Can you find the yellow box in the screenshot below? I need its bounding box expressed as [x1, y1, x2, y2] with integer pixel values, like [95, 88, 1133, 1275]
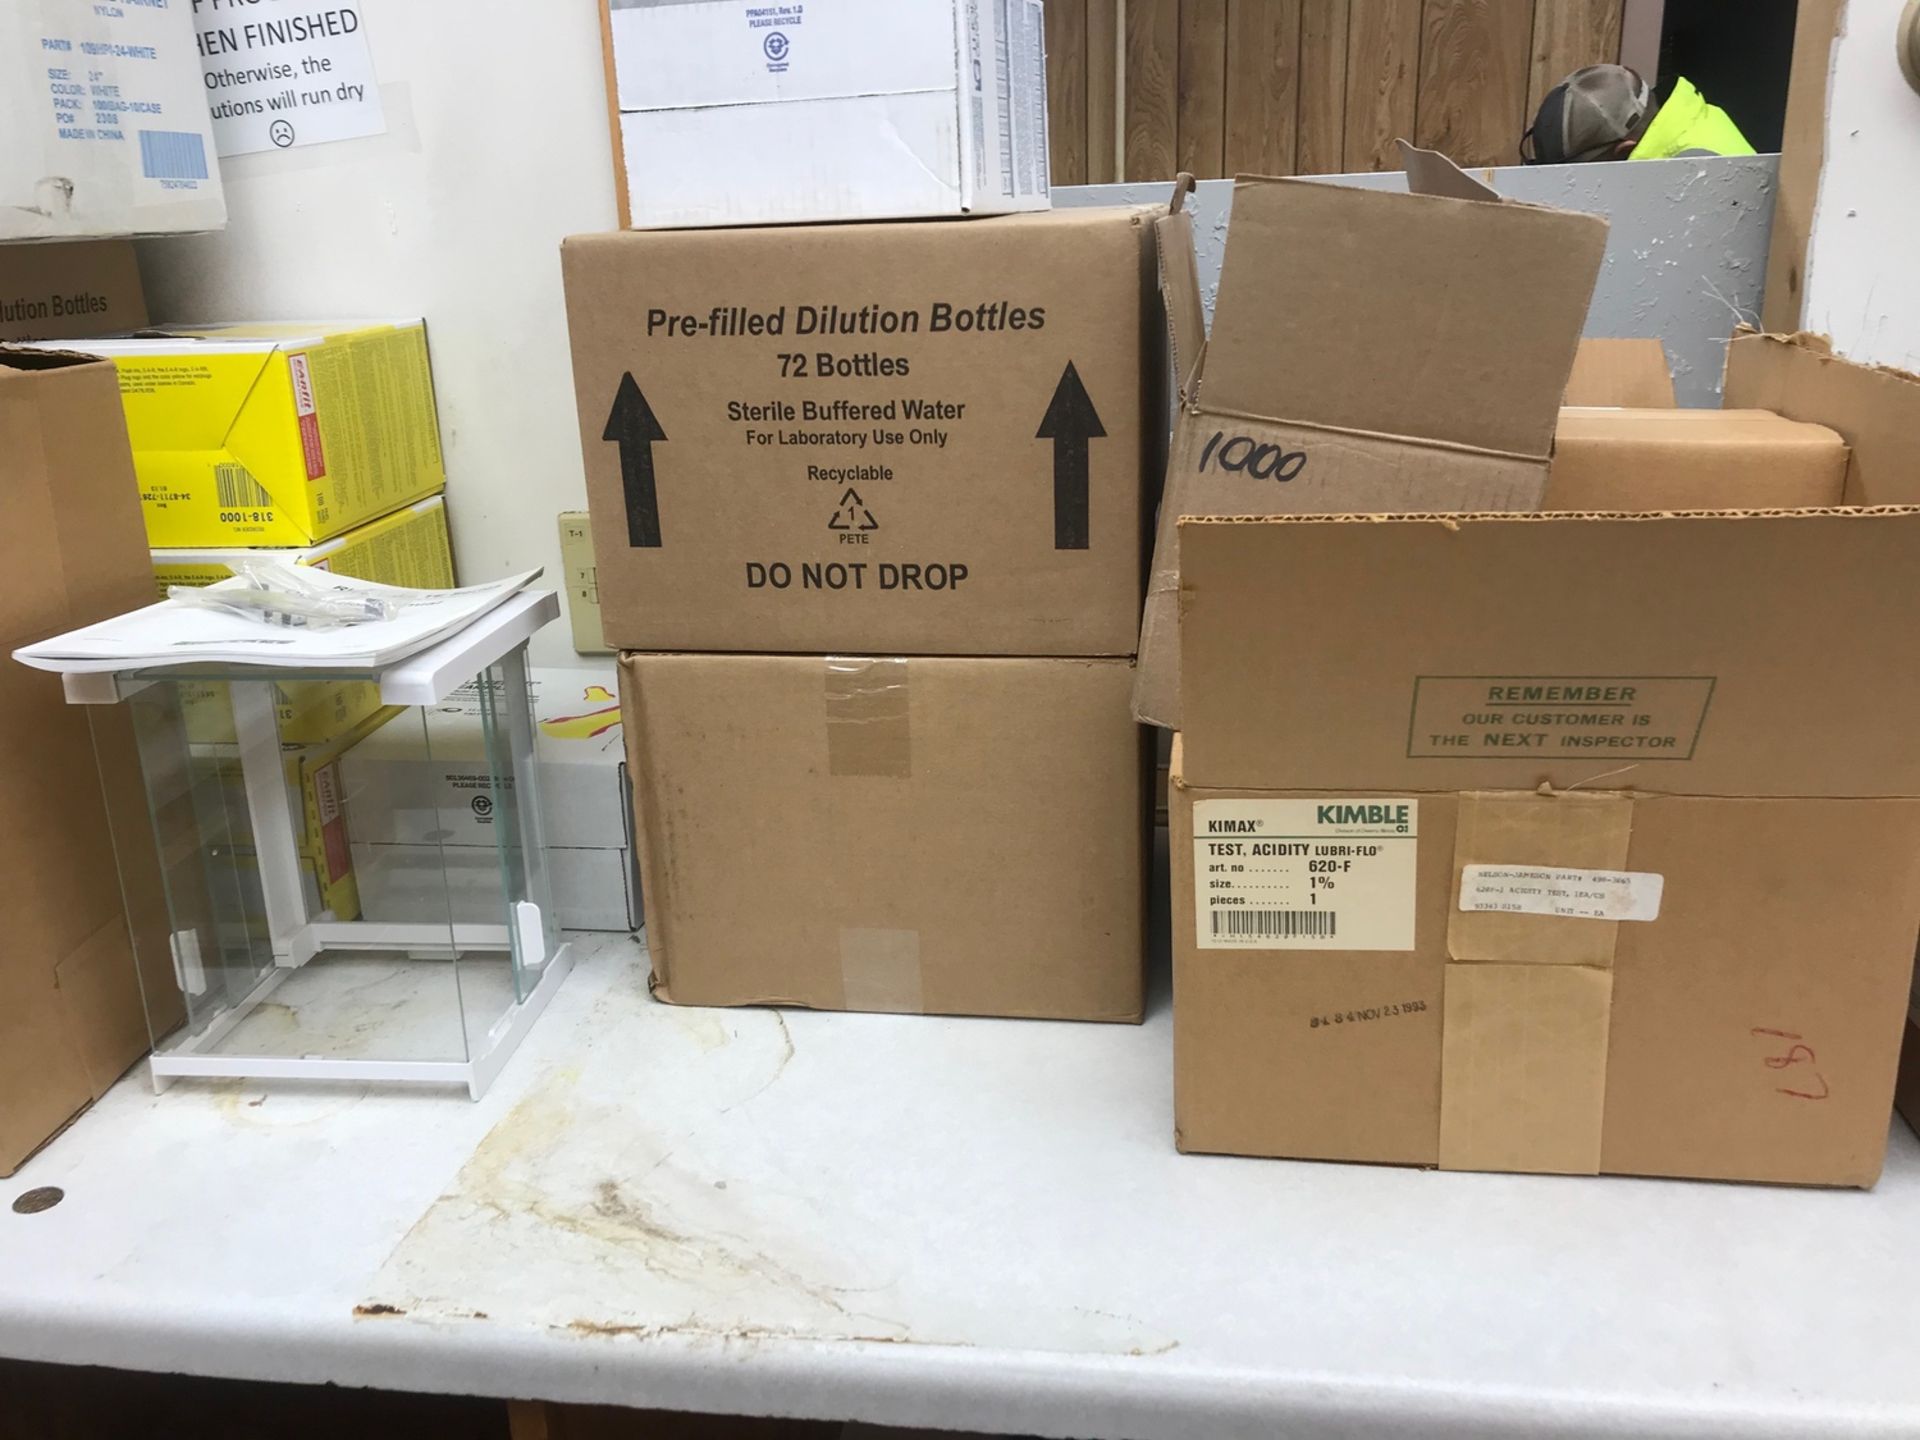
[284, 707, 406, 922]
[58, 320, 445, 547]
[158, 495, 455, 744]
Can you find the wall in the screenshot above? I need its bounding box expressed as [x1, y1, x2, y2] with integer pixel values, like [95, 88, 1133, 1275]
[1801, 0, 1920, 368]
[1060, 154, 1778, 406]
[1045, 0, 1626, 182]
[140, 2, 617, 669]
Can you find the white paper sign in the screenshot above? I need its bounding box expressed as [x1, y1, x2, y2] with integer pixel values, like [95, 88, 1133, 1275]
[194, 1, 385, 157]
[1459, 865, 1664, 922]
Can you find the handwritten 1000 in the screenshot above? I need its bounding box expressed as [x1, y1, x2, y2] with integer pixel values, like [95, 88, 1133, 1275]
[1198, 431, 1308, 482]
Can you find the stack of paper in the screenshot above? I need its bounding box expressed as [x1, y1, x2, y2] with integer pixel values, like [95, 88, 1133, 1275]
[15, 569, 542, 676]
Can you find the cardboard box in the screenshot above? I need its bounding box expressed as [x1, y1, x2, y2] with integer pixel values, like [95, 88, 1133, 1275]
[563, 207, 1161, 654]
[1545, 409, 1848, 511]
[1722, 331, 1920, 506]
[1177, 510, 1920, 799]
[1171, 749, 1920, 1184]
[1134, 148, 1607, 729]
[151, 493, 454, 593]
[0, 347, 180, 1175]
[155, 495, 455, 745]
[26, 320, 445, 547]
[0, 241, 146, 342]
[623, 653, 1147, 1019]
[557, 511, 609, 655]
[602, 0, 1049, 228]
[1171, 504, 1920, 1186]
[342, 668, 641, 933]
[1, 1, 224, 240]
[1564, 338, 1676, 407]
[272, 706, 403, 924]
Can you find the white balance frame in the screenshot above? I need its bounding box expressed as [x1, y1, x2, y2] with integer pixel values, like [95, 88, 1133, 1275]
[62, 590, 574, 1100]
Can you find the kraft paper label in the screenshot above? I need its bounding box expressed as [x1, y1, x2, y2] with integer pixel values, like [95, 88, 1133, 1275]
[1459, 864, 1664, 922]
[1193, 799, 1418, 951]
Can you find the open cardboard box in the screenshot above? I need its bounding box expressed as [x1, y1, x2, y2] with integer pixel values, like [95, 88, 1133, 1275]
[1170, 336, 1920, 1186]
[1136, 145, 1607, 729]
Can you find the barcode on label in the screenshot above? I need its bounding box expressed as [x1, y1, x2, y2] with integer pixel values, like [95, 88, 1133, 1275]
[215, 465, 273, 509]
[1210, 909, 1337, 940]
[138, 130, 209, 181]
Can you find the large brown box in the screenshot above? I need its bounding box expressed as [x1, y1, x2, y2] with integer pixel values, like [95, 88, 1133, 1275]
[0, 241, 146, 343]
[564, 208, 1161, 655]
[1172, 753, 1920, 1185]
[622, 652, 1147, 1021]
[1133, 148, 1607, 729]
[1171, 501, 1920, 1186]
[1545, 408, 1848, 511]
[0, 349, 176, 1176]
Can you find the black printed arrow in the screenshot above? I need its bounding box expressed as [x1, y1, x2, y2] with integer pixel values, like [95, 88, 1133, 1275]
[604, 372, 666, 548]
[1036, 361, 1105, 550]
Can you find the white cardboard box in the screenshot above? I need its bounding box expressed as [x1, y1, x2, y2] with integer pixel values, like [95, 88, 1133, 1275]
[341, 667, 641, 933]
[605, 0, 1050, 228]
[2, 0, 225, 240]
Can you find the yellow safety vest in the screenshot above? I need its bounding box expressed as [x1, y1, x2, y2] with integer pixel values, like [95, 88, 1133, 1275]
[1630, 77, 1756, 160]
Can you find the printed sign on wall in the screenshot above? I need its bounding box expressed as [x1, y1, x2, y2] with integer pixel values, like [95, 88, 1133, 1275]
[193, 0, 386, 156]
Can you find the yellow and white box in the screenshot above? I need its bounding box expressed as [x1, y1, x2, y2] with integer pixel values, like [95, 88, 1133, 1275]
[27, 320, 445, 546]
[159, 495, 455, 744]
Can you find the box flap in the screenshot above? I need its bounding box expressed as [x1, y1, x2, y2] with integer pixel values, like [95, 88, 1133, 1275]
[1198, 174, 1607, 460]
[1564, 338, 1677, 407]
[1178, 509, 1920, 798]
[1397, 141, 1501, 202]
[1723, 332, 1920, 505]
[1157, 207, 1208, 404]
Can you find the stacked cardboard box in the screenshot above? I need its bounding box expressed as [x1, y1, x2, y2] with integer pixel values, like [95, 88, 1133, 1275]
[0, 347, 178, 1175]
[599, 0, 1049, 229]
[1148, 155, 1920, 1186]
[3, 1, 225, 241]
[563, 204, 1162, 1019]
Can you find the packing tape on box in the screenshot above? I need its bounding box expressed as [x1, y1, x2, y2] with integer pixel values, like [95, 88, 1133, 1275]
[838, 926, 925, 1015]
[823, 657, 923, 1011]
[1437, 790, 1639, 1175]
[824, 656, 912, 779]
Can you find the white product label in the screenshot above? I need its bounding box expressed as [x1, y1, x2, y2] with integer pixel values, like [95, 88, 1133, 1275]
[195, 1, 386, 157]
[1459, 865, 1664, 922]
[1192, 799, 1418, 951]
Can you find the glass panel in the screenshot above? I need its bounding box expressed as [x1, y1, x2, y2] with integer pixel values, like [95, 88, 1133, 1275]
[111, 680, 279, 1050]
[89, 659, 561, 1085]
[477, 645, 558, 1005]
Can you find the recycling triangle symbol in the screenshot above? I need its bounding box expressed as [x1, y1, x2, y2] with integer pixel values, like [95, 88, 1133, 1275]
[828, 487, 878, 532]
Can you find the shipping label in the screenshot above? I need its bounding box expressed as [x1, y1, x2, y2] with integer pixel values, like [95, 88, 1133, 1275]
[1192, 799, 1418, 951]
[1459, 865, 1664, 922]
[1408, 676, 1715, 760]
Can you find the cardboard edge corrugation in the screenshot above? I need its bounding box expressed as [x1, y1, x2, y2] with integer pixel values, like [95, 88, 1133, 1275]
[616, 654, 675, 1001]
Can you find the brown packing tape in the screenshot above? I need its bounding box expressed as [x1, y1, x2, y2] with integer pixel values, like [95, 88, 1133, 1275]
[1438, 791, 1634, 1176]
[1448, 791, 1633, 967]
[823, 658, 923, 1012]
[1439, 964, 1614, 1174]
[839, 927, 925, 1014]
[824, 657, 912, 779]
